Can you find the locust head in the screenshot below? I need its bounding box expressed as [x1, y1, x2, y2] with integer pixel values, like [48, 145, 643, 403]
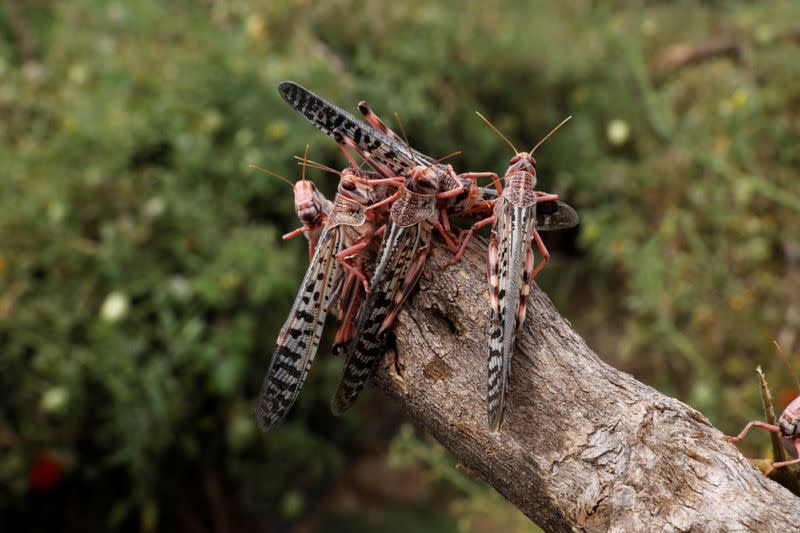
[779, 396, 800, 438]
[474, 112, 571, 193]
[338, 167, 379, 206]
[406, 163, 447, 195]
[505, 152, 538, 189]
[293, 180, 328, 226]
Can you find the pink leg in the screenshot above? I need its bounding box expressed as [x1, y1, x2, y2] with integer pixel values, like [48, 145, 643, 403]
[442, 215, 496, 268]
[338, 143, 361, 169]
[373, 224, 387, 239]
[378, 244, 432, 335]
[438, 210, 460, 249]
[487, 233, 500, 321]
[440, 209, 452, 235]
[308, 242, 314, 261]
[366, 189, 402, 213]
[358, 101, 401, 140]
[436, 180, 466, 200]
[433, 218, 458, 253]
[765, 438, 800, 475]
[461, 172, 502, 194]
[332, 274, 363, 355]
[724, 420, 780, 442]
[528, 228, 550, 280]
[282, 226, 306, 240]
[336, 237, 372, 292]
[336, 132, 396, 180]
[516, 247, 535, 332]
[359, 177, 405, 187]
[535, 192, 559, 202]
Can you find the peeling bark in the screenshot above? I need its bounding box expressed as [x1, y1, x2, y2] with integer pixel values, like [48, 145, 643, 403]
[371, 239, 800, 532]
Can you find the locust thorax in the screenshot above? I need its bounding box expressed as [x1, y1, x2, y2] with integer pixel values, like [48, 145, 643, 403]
[503, 152, 538, 207]
[294, 180, 330, 225]
[779, 396, 800, 438]
[406, 164, 447, 195]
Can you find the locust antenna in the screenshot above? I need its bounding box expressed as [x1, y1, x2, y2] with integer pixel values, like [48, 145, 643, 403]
[475, 111, 518, 154]
[301, 144, 310, 183]
[425, 150, 462, 172]
[250, 164, 294, 188]
[394, 112, 419, 165]
[435, 150, 462, 164]
[774, 340, 800, 392]
[293, 156, 342, 177]
[530, 115, 572, 154]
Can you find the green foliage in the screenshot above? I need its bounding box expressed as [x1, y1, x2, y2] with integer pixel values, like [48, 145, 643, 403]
[2, 0, 800, 529]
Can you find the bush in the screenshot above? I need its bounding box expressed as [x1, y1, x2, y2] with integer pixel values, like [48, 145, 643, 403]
[2, 1, 799, 530]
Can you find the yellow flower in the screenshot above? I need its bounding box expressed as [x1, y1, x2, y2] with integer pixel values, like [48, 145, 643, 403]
[245, 14, 266, 41]
[100, 292, 129, 323]
[607, 119, 630, 146]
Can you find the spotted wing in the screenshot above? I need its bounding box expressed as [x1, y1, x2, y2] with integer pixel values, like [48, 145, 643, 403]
[487, 200, 537, 430]
[535, 200, 579, 231]
[255, 227, 345, 431]
[330, 221, 426, 415]
[278, 81, 435, 175]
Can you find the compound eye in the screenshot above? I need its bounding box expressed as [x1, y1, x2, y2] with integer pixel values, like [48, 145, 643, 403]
[342, 180, 356, 191]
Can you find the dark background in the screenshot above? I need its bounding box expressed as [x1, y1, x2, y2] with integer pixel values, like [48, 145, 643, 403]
[2, 1, 800, 531]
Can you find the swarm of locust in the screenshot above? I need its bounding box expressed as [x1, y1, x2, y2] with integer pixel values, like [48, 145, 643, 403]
[255, 82, 579, 432]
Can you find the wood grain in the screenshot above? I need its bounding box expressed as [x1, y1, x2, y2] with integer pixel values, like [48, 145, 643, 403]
[370, 239, 800, 531]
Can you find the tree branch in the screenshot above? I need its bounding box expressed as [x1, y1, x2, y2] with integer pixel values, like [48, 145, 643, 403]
[372, 239, 800, 531]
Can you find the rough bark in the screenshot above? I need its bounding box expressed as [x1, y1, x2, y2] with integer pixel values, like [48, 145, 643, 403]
[371, 239, 800, 532]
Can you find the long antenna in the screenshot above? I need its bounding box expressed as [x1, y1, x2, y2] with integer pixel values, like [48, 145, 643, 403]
[436, 150, 462, 164]
[249, 164, 294, 188]
[425, 150, 462, 172]
[530, 115, 572, 154]
[774, 340, 800, 392]
[475, 111, 518, 154]
[394, 112, 419, 165]
[293, 156, 342, 177]
[301, 144, 310, 183]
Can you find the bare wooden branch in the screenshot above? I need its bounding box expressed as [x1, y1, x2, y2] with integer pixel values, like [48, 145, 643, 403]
[371, 239, 800, 531]
[654, 38, 741, 73]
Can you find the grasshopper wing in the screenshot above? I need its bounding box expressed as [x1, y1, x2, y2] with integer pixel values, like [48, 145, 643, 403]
[278, 81, 434, 175]
[535, 200, 579, 231]
[255, 228, 345, 431]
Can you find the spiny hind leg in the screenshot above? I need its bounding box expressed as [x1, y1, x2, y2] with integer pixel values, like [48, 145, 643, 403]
[529, 228, 550, 280]
[515, 247, 536, 333]
[335, 235, 372, 293]
[724, 420, 780, 443]
[442, 214, 495, 269]
[765, 439, 800, 476]
[358, 101, 402, 141]
[487, 233, 500, 322]
[378, 244, 432, 335]
[332, 276, 364, 355]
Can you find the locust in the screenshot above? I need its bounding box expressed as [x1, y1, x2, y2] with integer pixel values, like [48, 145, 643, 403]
[726, 395, 800, 475]
[279, 81, 505, 412]
[255, 164, 387, 431]
[252, 152, 372, 355]
[251, 147, 333, 259]
[277, 82, 577, 419]
[447, 113, 579, 430]
[277, 81, 502, 239]
[725, 347, 800, 475]
[331, 162, 458, 415]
